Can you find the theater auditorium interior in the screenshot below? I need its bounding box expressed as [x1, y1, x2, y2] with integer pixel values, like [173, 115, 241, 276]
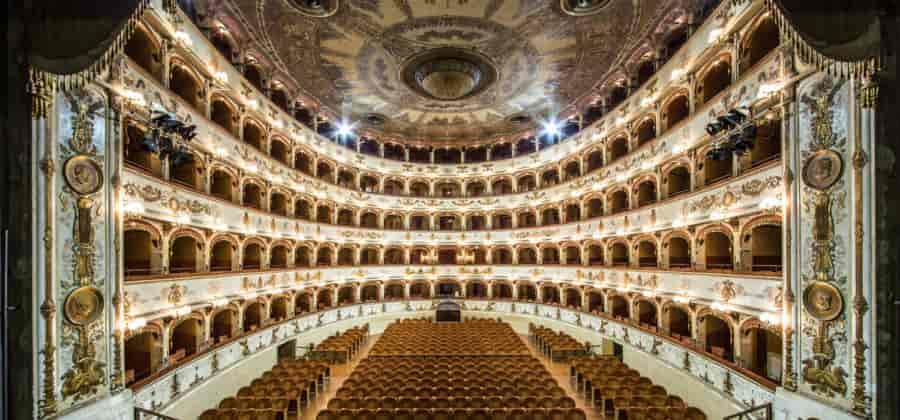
[3, 0, 898, 419]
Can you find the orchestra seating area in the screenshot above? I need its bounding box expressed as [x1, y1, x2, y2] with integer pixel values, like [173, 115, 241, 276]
[318, 319, 588, 419]
[310, 324, 369, 363]
[570, 356, 706, 420]
[530, 324, 588, 362]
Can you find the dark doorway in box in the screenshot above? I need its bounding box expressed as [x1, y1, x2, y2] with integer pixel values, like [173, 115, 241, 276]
[436, 301, 461, 322]
[277, 339, 296, 361]
[613, 342, 624, 361]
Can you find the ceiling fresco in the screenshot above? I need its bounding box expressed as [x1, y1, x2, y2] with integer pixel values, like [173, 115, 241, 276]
[219, 0, 683, 144]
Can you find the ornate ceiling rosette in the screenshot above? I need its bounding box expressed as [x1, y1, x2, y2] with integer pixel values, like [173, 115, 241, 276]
[218, 0, 683, 144]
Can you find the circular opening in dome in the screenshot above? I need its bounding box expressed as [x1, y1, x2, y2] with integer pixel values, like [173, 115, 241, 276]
[401, 48, 498, 102]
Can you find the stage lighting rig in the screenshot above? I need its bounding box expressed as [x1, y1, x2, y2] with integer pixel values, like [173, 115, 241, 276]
[704, 108, 756, 161]
[142, 109, 198, 167]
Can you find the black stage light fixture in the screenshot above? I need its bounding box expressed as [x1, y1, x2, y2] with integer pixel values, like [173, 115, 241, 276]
[705, 108, 756, 161]
[142, 109, 198, 167]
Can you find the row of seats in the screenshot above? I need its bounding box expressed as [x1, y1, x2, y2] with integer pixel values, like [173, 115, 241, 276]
[529, 324, 587, 362]
[310, 324, 369, 363]
[328, 396, 577, 410]
[317, 408, 587, 420]
[369, 319, 529, 356]
[569, 355, 707, 420]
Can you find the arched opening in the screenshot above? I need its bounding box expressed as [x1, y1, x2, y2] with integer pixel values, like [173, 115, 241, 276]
[170, 236, 199, 274]
[541, 285, 560, 304]
[123, 123, 163, 176]
[541, 169, 560, 187]
[270, 139, 289, 165]
[295, 293, 311, 314]
[564, 246, 581, 265]
[410, 282, 430, 299]
[269, 192, 288, 216]
[491, 143, 512, 160]
[637, 241, 658, 267]
[608, 137, 629, 162]
[336, 208, 354, 226]
[169, 65, 201, 111]
[384, 248, 403, 265]
[665, 305, 692, 340]
[409, 182, 430, 197]
[410, 249, 427, 265]
[437, 248, 457, 264]
[517, 174, 537, 193]
[492, 213, 513, 229]
[210, 99, 236, 135]
[124, 26, 162, 81]
[312, 288, 332, 310]
[336, 169, 354, 189]
[360, 247, 379, 265]
[437, 215, 460, 231]
[517, 211, 537, 228]
[242, 243, 263, 270]
[518, 248, 537, 265]
[242, 121, 264, 150]
[385, 283, 405, 300]
[742, 17, 780, 70]
[384, 214, 404, 230]
[664, 95, 690, 130]
[316, 247, 333, 266]
[586, 198, 603, 218]
[360, 175, 378, 193]
[210, 30, 235, 61]
[541, 247, 560, 264]
[704, 231, 733, 270]
[316, 205, 333, 224]
[169, 153, 202, 191]
[270, 87, 290, 112]
[243, 302, 264, 332]
[269, 296, 288, 321]
[664, 26, 689, 57]
[294, 152, 313, 175]
[385, 144, 407, 161]
[316, 162, 334, 183]
[211, 309, 236, 344]
[588, 292, 604, 313]
[434, 148, 462, 164]
[609, 295, 630, 320]
[665, 166, 691, 198]
[635, 180, 657, 207]
[586, 150, 604, 173]
[358, 138, 379, 156]
[294, 246, 311, 268]
[210, 240, 234, 272]
[337, 286, 355, 305]
[699, 60, 732, 104]
[469, 215, 487, 231]
[466, 281, 488, 299]
[610, 242, 629, 267]
[360, 212, 378, 228]
[124, 229, 159, 277]
[750, 225, 783, 272]
[436, 281, 461, 297]
[337, 247, 354, 266]
[210, 169, 235, 201]
[383, 179, 404, 195]
[541, 208, 560, 225]
[242, 183, 263, 209]
[270, 245, 288, 269]
[742, 326, 783, 382]
[636, 59, 656, 86]
[294, 199, 311, 220]
[587, 245, 604, 265]
[170, 317, 202, 360]
[436, 181, 462, 198]
[702, 314, 734, 362]
[667, 237, 692, 269]
[492, 248, 513, 264]
[609, 190, 629, 214]
[636, 119, 656, 146]
[751, 118, 782, 167]
[466, 181, 486, 197]
[703, 151, 733, 186]
[124, 331, 162, 384]
[361, 284, 379, 302]
[518, 283, 537, 301]
[243, 64, 264, 92]
[563, 161, 581, 180]
[492, 283, 513, 299]
[564, 288, 581, 309]
[636, 300, 658, 329]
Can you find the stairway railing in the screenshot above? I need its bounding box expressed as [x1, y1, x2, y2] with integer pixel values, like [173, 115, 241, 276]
[723, 403, 772, 420]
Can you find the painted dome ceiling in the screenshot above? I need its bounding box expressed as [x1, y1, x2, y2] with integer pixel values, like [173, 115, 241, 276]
[218, 0, 685, 144]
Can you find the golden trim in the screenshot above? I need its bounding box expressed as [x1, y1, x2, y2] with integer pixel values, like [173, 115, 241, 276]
[850, 92, 871, 416]
[38, 140, 58, 416]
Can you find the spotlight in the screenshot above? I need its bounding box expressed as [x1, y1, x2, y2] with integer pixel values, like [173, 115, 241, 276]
[334, 120, 356, 140]
[541, 120, 561, 138]
[705, 108, 756, 161]
[142, 109, 198, 168]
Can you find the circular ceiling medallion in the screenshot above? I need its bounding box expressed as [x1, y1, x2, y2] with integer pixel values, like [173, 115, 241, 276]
[64, 286, 105, 326]
[401, 48, 498, 102]
[560, 0, 612, 16]
[290, 0, 338, 17]
[802, 281, 844, 321]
